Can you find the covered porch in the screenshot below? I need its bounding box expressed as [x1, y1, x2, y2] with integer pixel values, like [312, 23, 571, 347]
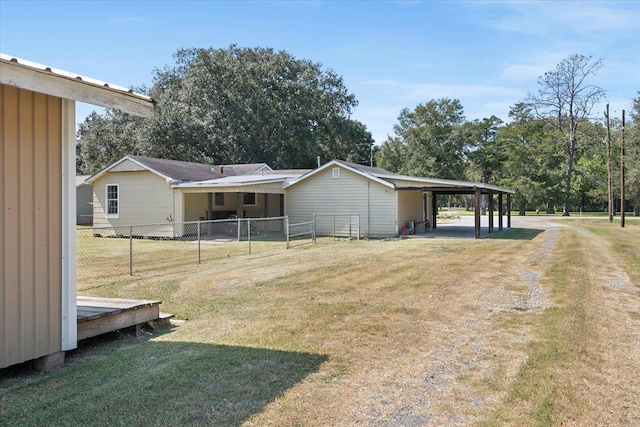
[176, 176, 291, 222]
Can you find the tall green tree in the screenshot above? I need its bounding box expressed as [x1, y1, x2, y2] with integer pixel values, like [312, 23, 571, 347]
[526, 54, 606, 215]
[570, 120, 608, 212]
[626, 93, 640, 215]
[76, 110, 151, 174]
[493, 103, 564, 214]
[462, 115, 504, 183]
[376, 98, 466, 179]
[77, 45, 373, 173]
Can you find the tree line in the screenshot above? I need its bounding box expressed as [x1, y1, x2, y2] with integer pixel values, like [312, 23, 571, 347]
[76, 49, 639, 215]
[375, 55, 639, 215]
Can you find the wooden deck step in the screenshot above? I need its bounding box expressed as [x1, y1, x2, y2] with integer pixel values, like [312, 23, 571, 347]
[77, 296, 164, 340]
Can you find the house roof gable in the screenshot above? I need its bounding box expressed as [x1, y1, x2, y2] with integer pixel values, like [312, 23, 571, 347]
[284, 160, 396, 189]
[87, 155, 226, 184]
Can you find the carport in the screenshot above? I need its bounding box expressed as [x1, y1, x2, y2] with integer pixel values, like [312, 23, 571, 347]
[385, 175, 515, 239]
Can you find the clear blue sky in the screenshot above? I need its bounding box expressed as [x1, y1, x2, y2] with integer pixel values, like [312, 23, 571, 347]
[1, 0, 638, 144]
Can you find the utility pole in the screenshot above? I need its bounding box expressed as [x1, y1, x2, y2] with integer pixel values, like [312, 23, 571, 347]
[604, 104, 613, 223]
[621, 110, 626, 228]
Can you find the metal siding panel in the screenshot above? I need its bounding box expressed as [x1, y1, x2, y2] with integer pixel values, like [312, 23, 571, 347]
[1, 87, 65, 368]
[1, 84, 22, 368]
[19, 88, 36, 360]
[0, 85, 4, 365]
[47, 94, 63, 352]
[33, 91, 51, 356]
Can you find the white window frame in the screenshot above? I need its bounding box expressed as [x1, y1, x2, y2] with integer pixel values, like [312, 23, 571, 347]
[105, 183, 120, 218]
[332, 167, 340, 179]
[243, 192, 257, 206]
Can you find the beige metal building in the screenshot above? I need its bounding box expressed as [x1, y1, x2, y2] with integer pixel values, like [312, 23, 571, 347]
[0, 54, 154, 369]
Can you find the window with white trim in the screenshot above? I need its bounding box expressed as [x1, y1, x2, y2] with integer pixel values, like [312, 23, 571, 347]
[106, 184, 119, 217]
[243, 192, 257, 206]
[332, 167, 340, 179]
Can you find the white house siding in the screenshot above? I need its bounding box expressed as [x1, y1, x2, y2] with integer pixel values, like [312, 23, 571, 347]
[93, 170, 178, 237]
[397, 190, 424, 232]
[286, 166, 397, 238]
[183, 193, 209, 221]
[110, 158, 149, 173]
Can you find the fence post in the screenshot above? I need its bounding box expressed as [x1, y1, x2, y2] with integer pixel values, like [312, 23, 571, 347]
[129, 225, 133, 276]
[333, 215, 336, 241]
[237, 219, 241, 242]
[247, 218, 252, 255]
[313, 213, 317, 244]
[197, 220, 201, 264]
[285, 216, 290, 249]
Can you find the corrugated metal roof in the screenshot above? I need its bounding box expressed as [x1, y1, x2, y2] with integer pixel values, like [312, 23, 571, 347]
[213, 163, 272, 176]
[1, 53, 154, 117]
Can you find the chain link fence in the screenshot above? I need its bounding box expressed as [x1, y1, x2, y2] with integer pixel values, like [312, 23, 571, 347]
[314, 214, 361, 240]
[77, 214, 361, 285]
[77, 217, 288, 283]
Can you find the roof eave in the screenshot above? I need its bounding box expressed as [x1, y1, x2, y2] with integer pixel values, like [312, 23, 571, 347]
[0, 55, 154, 118]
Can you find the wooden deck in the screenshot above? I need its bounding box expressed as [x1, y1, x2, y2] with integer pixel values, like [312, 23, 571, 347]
[77, 296, 168, 340]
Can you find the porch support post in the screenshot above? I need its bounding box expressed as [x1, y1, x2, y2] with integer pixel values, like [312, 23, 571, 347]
[432, 193, 438, 230]
[263, 193, 268, 217]
[488, 191, 494, 234]
[237, 193, 244, 218]
[474, 187, 481, 239]
[507, 194, 512, 228]
[498, 192, 503, 231]
[207, 193, 213, 220]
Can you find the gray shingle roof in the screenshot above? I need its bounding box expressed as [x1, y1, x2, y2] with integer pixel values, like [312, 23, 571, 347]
[335, 160, 398, 177]
[129, 155, 225, 182]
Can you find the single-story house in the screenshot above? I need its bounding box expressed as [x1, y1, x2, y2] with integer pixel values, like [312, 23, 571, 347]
[76, 175, 93, 225]
[87, 155, 309, 238]
[1, 54, 154, 370]
[89, 156, 513, 240]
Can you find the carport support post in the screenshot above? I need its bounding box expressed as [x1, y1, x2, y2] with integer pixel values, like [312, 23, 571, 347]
[432, 193, 438, 230]
[498, 192, 504, 231]
[507, 194, 512, 228]
[488, 191, 494, 234]
[474, 188, 481, 239]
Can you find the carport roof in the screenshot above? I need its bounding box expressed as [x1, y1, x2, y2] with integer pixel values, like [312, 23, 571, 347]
[286, 160, 515, 194]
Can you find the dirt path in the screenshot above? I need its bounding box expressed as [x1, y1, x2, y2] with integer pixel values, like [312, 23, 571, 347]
[248, 217, 640, 425]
